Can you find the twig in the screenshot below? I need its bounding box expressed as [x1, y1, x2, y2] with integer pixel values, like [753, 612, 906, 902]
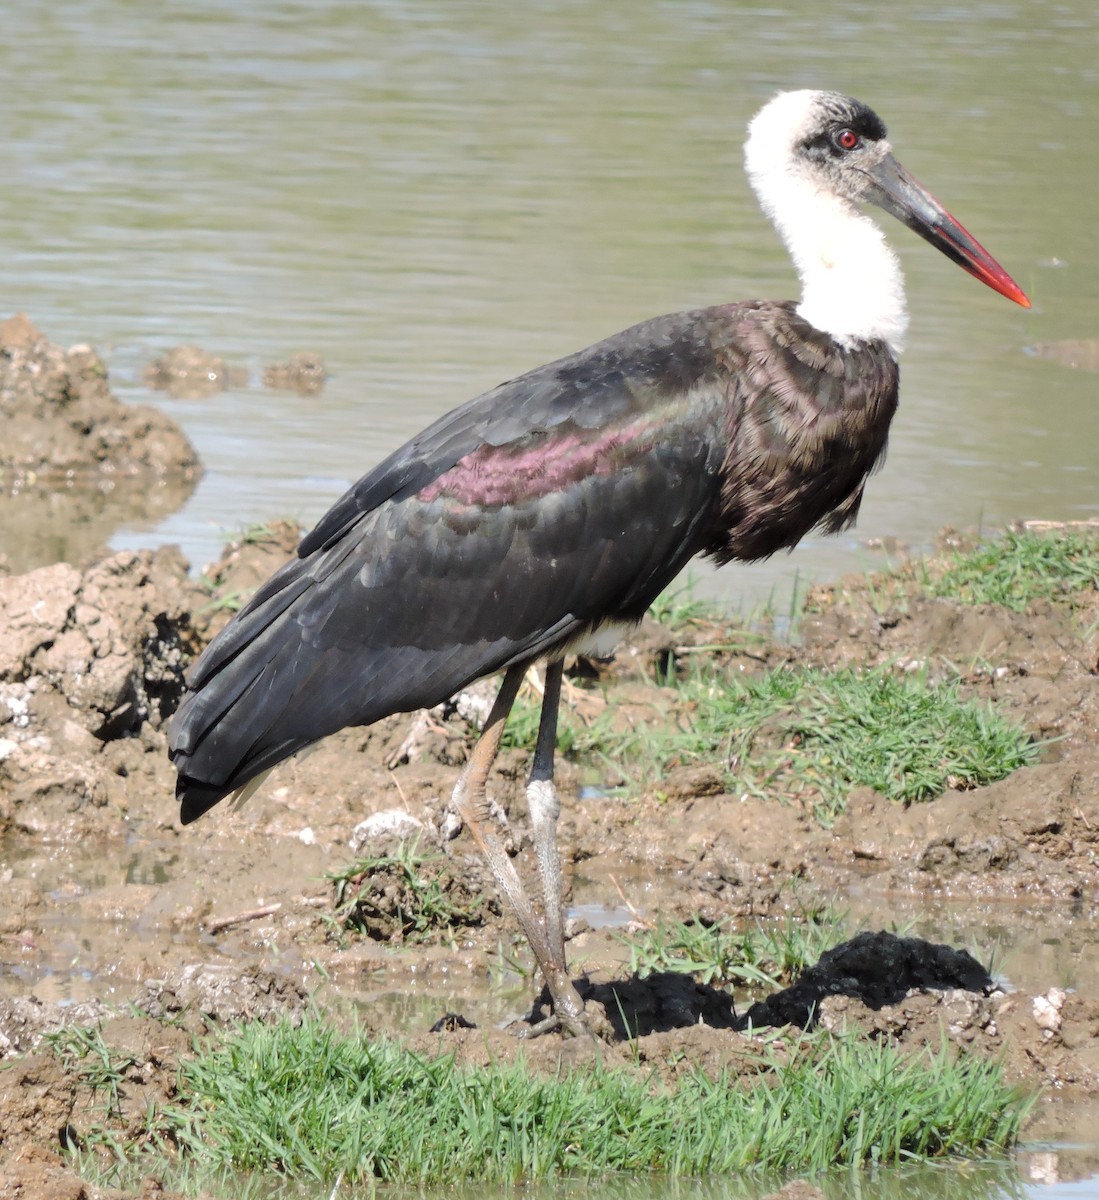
[388, 768, 410, 808]
[204, 903, 282, 934]
[608, 874, 650, 927]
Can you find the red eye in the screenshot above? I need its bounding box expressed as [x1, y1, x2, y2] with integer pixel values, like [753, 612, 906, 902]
[836, 128, 860, 151]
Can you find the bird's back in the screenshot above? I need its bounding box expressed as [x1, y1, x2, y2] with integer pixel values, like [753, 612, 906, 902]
[170, 301, 898, 821]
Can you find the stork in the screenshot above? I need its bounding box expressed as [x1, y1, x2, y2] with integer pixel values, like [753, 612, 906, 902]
[169, 90, 1029, 1037]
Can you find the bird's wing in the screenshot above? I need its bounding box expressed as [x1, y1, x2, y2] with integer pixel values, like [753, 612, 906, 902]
[170, 308, 739, 809]
[297, 312, 717, 557]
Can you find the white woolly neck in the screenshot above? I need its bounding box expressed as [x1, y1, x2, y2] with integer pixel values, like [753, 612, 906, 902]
[744, 92, 908, 356]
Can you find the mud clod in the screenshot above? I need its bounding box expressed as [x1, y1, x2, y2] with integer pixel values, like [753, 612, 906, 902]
[0, 318, 200, 573]
[0, 317, 200, 482]
[143, 345, 247, 399]
[136, 965, 309, 1029]
[0, 547, 203, 837]
[262, 352, 327, 395]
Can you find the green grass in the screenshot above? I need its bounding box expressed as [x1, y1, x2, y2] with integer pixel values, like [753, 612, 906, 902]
[647, 579, 728, 631]
[163, 1016, 1030, 1186]
[501, 609, 1036, 820]
[569, 663, 1036, 822]
[501, 691, 611, 755]
[43, 1025, 136, 1120]
[625, 903, 843, 992]
[678, 665, 1036, 820]
[196, 587, 250, 616]
[503, 536, 1061, 816]
[925, 528, 1099, 612]
[648, 573, 810, 644]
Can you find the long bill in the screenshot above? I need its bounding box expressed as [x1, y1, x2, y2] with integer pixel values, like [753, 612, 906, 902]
[864, 154, 1031, 308]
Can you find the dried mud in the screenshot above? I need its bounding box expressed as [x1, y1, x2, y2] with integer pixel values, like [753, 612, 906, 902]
[0, 409, 1097, 1193]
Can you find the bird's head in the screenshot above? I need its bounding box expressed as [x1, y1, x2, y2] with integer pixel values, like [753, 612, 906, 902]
[744, 89, 1030, 309]
[745, 90, 893, 208]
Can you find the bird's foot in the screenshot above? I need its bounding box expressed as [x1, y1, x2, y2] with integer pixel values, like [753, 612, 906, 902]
[517, 1010, 588, 1039]
[516, 1009, 614, 1041]
[516, 984, 614, 1041]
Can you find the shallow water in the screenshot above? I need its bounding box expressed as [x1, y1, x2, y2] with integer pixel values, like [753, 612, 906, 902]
[228, 1159, 1098, 1200]
[1, 1, 1097, 606]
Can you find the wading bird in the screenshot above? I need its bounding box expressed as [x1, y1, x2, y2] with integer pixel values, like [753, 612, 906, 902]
[169, 90, 1029, 1036]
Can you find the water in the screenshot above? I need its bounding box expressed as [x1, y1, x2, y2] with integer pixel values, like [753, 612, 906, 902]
[1, 1, 1095, 603]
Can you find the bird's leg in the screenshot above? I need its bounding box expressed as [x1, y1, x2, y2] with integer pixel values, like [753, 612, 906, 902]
[526, 657, 567, 970]
[450, 663, 587, 1036]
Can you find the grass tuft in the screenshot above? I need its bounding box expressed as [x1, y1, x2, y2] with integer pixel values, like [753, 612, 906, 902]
[165, 1016, 1030, 1186]
[926, 528, 1099, 612]
[719, 666, 1035, 820]
[327, 842, 488, 943]
[503, 662, 1035, 822]
[43, 1025, 136, 1120]
[625, 903, 843, 992]
[501, 639, 1035, 822]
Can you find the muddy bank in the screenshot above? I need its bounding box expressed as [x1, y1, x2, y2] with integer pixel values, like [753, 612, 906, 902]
[0, 524, 1097, 1193]
[0, 317, 201, 574]
[0, 315, 200, 483]
[0, 317, 330, 576]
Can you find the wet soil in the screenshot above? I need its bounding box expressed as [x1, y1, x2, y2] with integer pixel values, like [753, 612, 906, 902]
[0, 499, 1097, 1193]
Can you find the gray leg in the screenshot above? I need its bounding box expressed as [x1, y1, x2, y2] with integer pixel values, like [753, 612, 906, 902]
[450, 663, 587, 1036]
[526, 657, 567, 970]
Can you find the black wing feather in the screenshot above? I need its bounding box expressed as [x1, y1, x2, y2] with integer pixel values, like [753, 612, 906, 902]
[170, 309, 736, 815]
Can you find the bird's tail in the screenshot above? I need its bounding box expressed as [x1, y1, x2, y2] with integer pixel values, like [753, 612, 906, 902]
[176, 767, 275, 826]
[168, 549, 336, 822]
[177, 776, 231, 825]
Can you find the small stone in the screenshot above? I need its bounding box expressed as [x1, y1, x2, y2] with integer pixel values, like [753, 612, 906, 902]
[1032, 987, 1066, 1036]
[349, 809, 425, 855]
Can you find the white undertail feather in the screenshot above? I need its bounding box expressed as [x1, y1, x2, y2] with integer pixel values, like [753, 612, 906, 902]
[563, 620, 630, 660]
[745, 90, 908, 355]
[228, 768, 273, 812]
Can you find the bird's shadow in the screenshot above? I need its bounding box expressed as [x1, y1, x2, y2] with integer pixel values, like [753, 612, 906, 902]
[517, 930, 993, 1040]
